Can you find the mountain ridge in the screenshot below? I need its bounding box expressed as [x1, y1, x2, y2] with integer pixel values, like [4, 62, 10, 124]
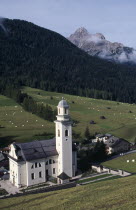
[0, 18, 136, 103]
[68, 27, 136, 64]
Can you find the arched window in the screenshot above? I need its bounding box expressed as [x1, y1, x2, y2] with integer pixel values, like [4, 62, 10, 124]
[65, 130, 68, 137]
[65, 108, 67, 114]
[58, 129, 60, 137]
[31, 164, 34, 169]
[53, 160, 55, 163]
[49, 159, 52, 164]
[46, 161, 48, 165]
[39, 163, 41, 167]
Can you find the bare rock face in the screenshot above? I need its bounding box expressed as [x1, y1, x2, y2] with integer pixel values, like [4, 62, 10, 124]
[68, 27, 136, 63]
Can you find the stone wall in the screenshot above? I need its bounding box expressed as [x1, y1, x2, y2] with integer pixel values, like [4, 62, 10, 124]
[92, 165, 131, 176]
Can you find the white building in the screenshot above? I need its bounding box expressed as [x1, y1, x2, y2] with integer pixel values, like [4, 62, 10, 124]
[8, 99, 77, 188]
[93, 134, 130, 155]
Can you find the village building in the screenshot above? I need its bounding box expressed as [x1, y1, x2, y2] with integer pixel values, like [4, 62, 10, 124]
[105, 137, 130, 155]
[93, 134, 130, 155]
[94, 133, 112, 143]
[8, 99, 77, 188]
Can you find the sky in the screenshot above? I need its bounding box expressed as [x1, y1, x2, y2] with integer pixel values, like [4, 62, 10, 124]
[0, 0, 136, 47]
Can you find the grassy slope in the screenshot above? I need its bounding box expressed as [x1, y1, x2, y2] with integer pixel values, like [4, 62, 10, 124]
[0, 95, 54, 143]
[23, 87, 136, 142]
[1, 86, 136, 143]
[102, 153, 136, 173]
[1, 175, 136, 210]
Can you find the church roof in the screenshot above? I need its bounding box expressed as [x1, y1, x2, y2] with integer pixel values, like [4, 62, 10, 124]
[58, 99, 69, 108]
[10, 138, 77, 162]
[12, 138, 58, 162]
[57, 172, 70, 180]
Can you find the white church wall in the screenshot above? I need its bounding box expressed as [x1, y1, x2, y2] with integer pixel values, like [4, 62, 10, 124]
[20, 163, 27, 186]
[56, 123, 72, 176]
[9, 144, 18, 160]
[9, 159, 18, 187]
[56, 123, 61, 155]
[45, 156, 58, 178]
[9, 158, 14, 182]
[72, 151, 77, 176]
[26, 159, 46, 186]
[9, 158, 25, 188]
[61, 124, 72, 177]
[56, 123, 63, 175]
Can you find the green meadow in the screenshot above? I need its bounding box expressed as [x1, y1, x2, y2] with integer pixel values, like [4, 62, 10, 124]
[23, 87, 136, 142]
[0, 95, 54, 144]
[1, 88, 136, 209]
[1, 175, 136, 210]
[102, 153, 136, 173]
[0, 86, 136, 144]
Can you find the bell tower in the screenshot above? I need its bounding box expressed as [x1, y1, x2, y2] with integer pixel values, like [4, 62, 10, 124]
[55, 98, 72, 178]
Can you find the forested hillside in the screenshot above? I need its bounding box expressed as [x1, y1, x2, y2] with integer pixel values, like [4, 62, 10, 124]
[0, 18, 136, 103]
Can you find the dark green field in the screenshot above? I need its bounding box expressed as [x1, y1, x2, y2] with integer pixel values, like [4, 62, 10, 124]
[0, 86, 136, 144]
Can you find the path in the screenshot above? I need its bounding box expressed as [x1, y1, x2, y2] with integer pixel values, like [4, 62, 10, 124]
[78, 172, 107, 181]
[79, 174, 117, 185]
[0, 180, 20, 195]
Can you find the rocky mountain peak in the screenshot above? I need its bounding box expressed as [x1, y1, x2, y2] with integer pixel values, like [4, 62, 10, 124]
[75, 27, 88, 34]
[68, 27, 136, 63]
[95, 33, 105, 40]
[69, 27, 89, 39]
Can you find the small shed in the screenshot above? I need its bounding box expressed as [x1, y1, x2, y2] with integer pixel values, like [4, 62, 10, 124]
[57, 172, 70, 184]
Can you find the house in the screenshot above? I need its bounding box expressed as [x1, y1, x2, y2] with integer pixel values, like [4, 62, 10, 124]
[105, 137, 130, 155]
[94, 134, 130, 155]
[8, 98, 77, 188]
[95, 133, 112, 143]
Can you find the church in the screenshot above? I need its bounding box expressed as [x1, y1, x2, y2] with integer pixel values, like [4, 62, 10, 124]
[8, 98, 77, 188]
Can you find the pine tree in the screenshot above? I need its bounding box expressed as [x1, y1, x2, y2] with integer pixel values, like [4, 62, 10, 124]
[93, 141, 107, 161]
[84, 126, 91, 141]
[23, 98, 29, 111]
